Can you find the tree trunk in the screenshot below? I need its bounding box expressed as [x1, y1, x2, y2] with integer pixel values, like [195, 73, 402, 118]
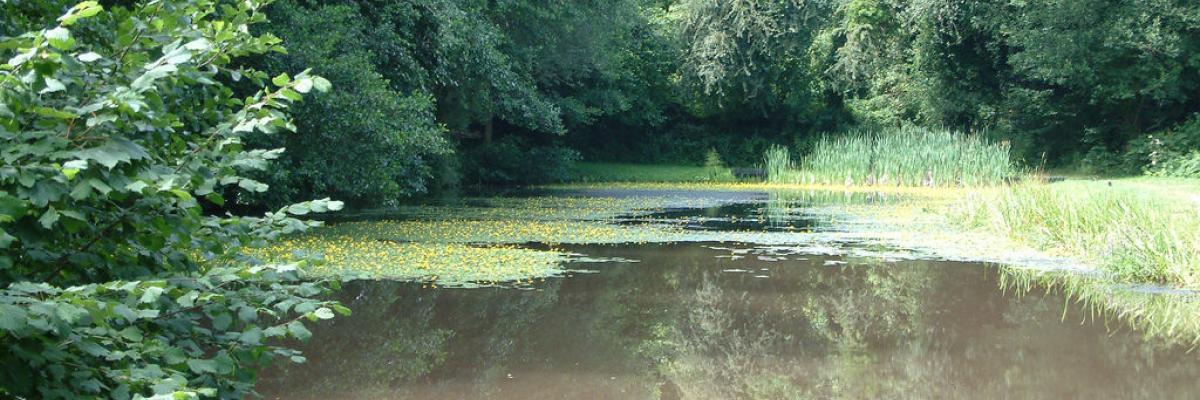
[483, 117, 493, 144]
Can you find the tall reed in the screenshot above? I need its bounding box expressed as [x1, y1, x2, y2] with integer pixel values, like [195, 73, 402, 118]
[763, 144, 793, 183]
[790, 126, 1015, 186]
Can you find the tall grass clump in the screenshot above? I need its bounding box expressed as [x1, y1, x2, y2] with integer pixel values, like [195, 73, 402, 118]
[763, 144, 794, 183]
[956, 184, 1200, 287]
[796, 126, 1015, 186]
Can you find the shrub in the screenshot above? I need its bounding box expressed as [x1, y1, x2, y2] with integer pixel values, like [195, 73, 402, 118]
[463, 136, 580, 185]
[0, 1, 346, 397]
[1130, 114, 1200, 177]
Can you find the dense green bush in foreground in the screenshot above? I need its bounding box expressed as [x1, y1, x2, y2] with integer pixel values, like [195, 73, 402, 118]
[0, 1, 346, 397]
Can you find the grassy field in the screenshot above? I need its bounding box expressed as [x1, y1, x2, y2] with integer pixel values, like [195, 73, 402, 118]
[573, 162, 736, 183]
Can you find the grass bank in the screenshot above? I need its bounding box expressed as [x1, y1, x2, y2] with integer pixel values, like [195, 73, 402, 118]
[955, 178, 1200, 287]
[573, 162, 735, 183]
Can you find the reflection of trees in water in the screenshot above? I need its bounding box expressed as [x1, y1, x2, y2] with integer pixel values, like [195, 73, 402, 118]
[660, 262, 938, 399]
[659, 261, 1200, 399]
[257, 279, 562, 399]
[256, 282, 452, 398]
[259, 247, 1200, 399]
[428, 281, 562, 395]
[664, 275, 793, 399]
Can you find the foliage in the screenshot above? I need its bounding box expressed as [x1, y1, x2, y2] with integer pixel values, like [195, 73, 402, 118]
[703, 148, 729, 180]
[252, 0, 449, 208]
[1132, 114, 1200, 177]
[462, 136, 579, 185]
[0, 1, 347, 397]
[1151, 151, 1200, 178]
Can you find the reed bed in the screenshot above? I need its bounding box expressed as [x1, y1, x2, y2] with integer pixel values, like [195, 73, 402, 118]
[770, 126, 1015, 187]
[763, 145, 793, 183]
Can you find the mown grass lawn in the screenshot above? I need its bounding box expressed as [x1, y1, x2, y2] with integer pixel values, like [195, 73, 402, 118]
[573, 162, 736, 183]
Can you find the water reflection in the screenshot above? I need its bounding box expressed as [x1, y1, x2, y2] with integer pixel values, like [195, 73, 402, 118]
[258, 243, 1200, 399]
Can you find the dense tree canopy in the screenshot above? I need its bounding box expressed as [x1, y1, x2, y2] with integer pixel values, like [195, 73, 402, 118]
[252, 0, 1200, 205]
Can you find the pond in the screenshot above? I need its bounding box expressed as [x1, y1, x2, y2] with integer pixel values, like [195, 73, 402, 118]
[257, 190, 1200, 399]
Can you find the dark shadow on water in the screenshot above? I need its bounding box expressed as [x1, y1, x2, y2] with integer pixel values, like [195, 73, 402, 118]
[257, 243, 1200, 399]
[617, 202, 822, 232]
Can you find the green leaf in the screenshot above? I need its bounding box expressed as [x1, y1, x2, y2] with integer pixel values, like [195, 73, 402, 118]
[0, 230, 15, 249]
[0, 304, 28, 332]
[294, 78, 313, 94]
[312, 76, 332, 92]
[204, 193, 225, 206]
[117, 326, 143, 342]
[139, 286, 164, 303]
[86, 178, 112, 195]
[312, 307, 334, 320]
[176, 290, 198, 307]
[44, 27, 75, 50]
[32, 106, 78, 119]
[211, 313, 232, 331]
[76, 52, 101, 62]
[58, 1, 103, 26]
[272, 73, 290, 87]
[41, 77, 66, 94]
[239, 327, 262, 345]
[38, 208, 60, 229]
[125, 181, 149, 193]
[79, 138, 149, 169]
[286, 204, 309, 215]
[237, 179, 268, 193]
[186, 359, 217, 374]
[61, 160, 87, 180]
[286, 321, 311, 340]
[0, 194, 28, 221]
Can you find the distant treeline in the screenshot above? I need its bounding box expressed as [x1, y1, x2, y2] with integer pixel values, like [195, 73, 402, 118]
[248, 0, 1200, 206]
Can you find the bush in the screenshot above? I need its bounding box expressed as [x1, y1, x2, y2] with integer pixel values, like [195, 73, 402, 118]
[251, 1, 449, 209]
[1078, 145, 1130, 175]
[463, 136, 581, 185]
[1128, 114, 1200, 177]
[0, 1, 346, 397]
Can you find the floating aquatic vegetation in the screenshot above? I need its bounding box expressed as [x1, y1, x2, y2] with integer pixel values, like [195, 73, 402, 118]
[248, 238, 569, 286]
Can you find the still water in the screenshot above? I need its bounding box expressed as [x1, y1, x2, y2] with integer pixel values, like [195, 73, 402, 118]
[258, 241, 1200, 399]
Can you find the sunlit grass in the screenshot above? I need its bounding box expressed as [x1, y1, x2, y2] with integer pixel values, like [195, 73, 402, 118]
[573, 162, 736, 183]
[955, 181, 1200, 287]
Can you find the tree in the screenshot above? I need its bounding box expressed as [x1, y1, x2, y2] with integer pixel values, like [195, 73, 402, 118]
[0, 1, 347, 397]
[253, 0, 449, 208]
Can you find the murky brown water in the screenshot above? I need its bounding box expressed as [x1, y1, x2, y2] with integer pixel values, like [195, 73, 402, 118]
[257, 242, 1200, 399]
